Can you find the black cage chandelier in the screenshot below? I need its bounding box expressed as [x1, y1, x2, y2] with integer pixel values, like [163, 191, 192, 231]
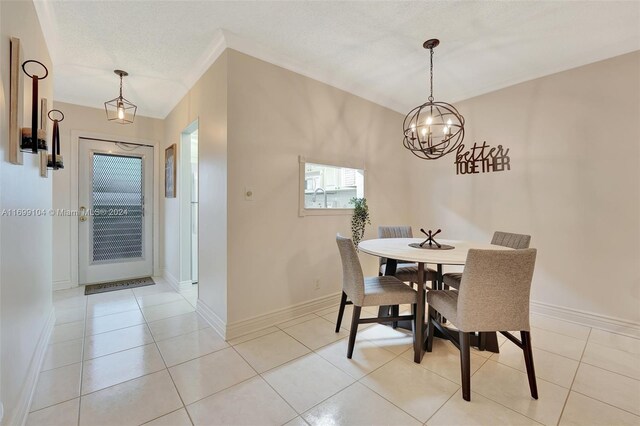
[403, 39, 465, 160]
[105, 70, 137, 124]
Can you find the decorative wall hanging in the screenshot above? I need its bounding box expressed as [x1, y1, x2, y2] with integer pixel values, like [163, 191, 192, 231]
[47, 109, 65, 170]
[403, 39, 465, 160]
[39, 98, 48, 177]
[164, 144, 177, 198]
[408, 228, 455, 250]
[454, 141, 511, 175]
[20, 60, 48, 154]
[9, 37, 23, 165]
[105, 70, 137, 124]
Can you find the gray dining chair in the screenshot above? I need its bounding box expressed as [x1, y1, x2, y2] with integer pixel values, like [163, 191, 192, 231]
[378, 226, 437, 328]
[442, 231, 531, 290]
[426, 248, 538, 401]
[378, 226, 437, 284]
[335, 234, 420, 359]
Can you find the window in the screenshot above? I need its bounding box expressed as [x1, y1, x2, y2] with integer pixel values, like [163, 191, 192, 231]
[299, 157, 365, 216]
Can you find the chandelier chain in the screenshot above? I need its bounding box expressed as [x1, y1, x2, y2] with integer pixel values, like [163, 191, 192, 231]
[119, 74, 123, 98]
[428, 48, 434, 102]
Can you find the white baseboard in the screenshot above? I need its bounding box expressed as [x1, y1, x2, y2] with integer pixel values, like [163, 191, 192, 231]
[5, 308, 55, 426]
[225, 292, 342, 341]
[52, 280, 74, 291]
[196, 300, 227, 340]
[162, 269, 193, 293]
[531, 300, 640, 339]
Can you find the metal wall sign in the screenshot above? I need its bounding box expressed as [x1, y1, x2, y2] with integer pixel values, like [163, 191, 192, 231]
[454, 141, 511, 175]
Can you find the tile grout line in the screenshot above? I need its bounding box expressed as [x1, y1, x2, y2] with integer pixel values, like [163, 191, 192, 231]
[227, 344, 301, 424]
[568, 389, 640, 418]
[557, 327, 592, 425]
[77, 291, 89, 426]
[133, 288, 196, 426]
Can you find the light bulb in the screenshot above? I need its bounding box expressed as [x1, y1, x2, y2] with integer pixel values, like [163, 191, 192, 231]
[421, 128, 427, 137]
[117, 102, 125, 120]
[410, 123, 416, 131]
[443, 126, 449, 135]
[426, 116, 433, 125]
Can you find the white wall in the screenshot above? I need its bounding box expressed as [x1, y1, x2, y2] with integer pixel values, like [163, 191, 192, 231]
[51, 101, 164, 289]
[225, 50, 413, 326]
[0, 1, 54, 423]
[408, 52, 640, 329]
[162, 52, 228, 323]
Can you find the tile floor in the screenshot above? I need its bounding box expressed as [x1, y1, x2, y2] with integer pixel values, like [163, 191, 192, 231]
[28, 281, 640, 425]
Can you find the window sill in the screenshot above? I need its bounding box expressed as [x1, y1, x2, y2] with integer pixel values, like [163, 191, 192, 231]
[299, 208, 353, 217]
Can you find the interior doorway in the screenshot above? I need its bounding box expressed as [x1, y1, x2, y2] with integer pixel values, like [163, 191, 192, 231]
[189, 130, 199, 284]
[179, 121, 199, 291]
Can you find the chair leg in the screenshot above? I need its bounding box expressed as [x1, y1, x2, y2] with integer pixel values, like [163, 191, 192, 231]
[478, 332, 487, 351]
[460, 331, 471, 401]
[391, 305, 399, 329]
[347, 306, 361, 359]
[425, 305, 435, 352]
[335, 291, 348, 333]
[521, 331, 539, 399]
[411, 303, 419, 358]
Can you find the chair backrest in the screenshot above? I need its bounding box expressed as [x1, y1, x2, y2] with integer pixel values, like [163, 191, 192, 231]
[335, 234, 366, 306]
[378, 226, 413, 266]
[491, 231, 531, 249]
[457, 248, 537, 332]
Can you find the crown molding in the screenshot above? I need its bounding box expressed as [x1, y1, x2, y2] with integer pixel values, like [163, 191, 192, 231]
[161, 29, 406, 119]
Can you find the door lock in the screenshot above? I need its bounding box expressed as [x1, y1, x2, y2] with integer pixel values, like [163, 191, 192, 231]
[79, 206, 88, 222]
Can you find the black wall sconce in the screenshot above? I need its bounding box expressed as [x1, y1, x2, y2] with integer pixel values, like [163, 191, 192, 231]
[20, 60, 49, 154]
[47, 109, 64, 170]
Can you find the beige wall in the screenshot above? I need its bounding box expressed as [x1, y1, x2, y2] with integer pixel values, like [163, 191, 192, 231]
[162, 52, 228, 322]
[225, 50, 412, 324]
[408, 52, 640, 327]
[51, 101, 164, 288]
[0, 1, 54, 423]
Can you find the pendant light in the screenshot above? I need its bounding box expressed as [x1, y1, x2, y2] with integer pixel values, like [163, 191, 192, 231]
[403, 39, 465, 160]
[104, 70, 137, 124]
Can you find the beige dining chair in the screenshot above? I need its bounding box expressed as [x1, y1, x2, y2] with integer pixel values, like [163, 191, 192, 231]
[335, 234, 420, 359]
[378, 226, 437, 283]
[442, 231, 531, 290]
[426, 248, 538, 401]
[378, 226, 437, 328]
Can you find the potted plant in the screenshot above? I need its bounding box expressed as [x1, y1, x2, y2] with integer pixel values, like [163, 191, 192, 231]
[350, 197, 370, 250]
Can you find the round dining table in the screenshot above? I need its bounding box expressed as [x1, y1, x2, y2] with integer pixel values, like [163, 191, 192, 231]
[358, 238, 511, 362]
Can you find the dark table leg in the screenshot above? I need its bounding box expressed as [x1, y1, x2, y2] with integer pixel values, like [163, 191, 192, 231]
[413, 262, 425, 362]
[380, 259, 500, 354]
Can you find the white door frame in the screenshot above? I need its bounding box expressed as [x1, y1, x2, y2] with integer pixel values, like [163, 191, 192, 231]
[70, 130, 160, 287]
[177, 120, 198, 291]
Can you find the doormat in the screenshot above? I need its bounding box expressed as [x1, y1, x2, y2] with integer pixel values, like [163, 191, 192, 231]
[84, 277, 155, 295]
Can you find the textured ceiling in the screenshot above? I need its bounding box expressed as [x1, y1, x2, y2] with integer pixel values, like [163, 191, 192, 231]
[36, 1, 640, 119]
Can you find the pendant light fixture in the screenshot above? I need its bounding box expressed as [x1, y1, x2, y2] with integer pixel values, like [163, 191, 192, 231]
[104, 70, 137, 124]
[403, 39, 465, 160]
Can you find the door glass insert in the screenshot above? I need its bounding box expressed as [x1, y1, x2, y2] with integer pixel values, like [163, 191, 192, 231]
[92, 153, 143, 262]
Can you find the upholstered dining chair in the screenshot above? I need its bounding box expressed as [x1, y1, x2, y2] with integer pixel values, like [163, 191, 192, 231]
[378, 226, 438, 284]
[335, 234, 420, 359]
[442, 231, 531, 290]
[426, 248, 538, 401]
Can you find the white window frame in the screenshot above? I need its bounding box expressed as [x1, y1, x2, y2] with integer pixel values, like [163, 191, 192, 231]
[298, 155, 366, 217]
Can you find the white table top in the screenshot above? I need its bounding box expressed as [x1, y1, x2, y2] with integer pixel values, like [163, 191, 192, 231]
[358, 238, 511, 265]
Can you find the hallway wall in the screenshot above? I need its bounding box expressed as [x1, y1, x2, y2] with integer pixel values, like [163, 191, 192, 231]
[162, 52, 229, 326]
[0, 1, 54, 424]
[50, 101, 164, 289]
[225, 50, 413, 328]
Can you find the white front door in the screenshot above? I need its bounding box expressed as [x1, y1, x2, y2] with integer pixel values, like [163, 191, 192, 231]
[78, 138, 153, 284]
